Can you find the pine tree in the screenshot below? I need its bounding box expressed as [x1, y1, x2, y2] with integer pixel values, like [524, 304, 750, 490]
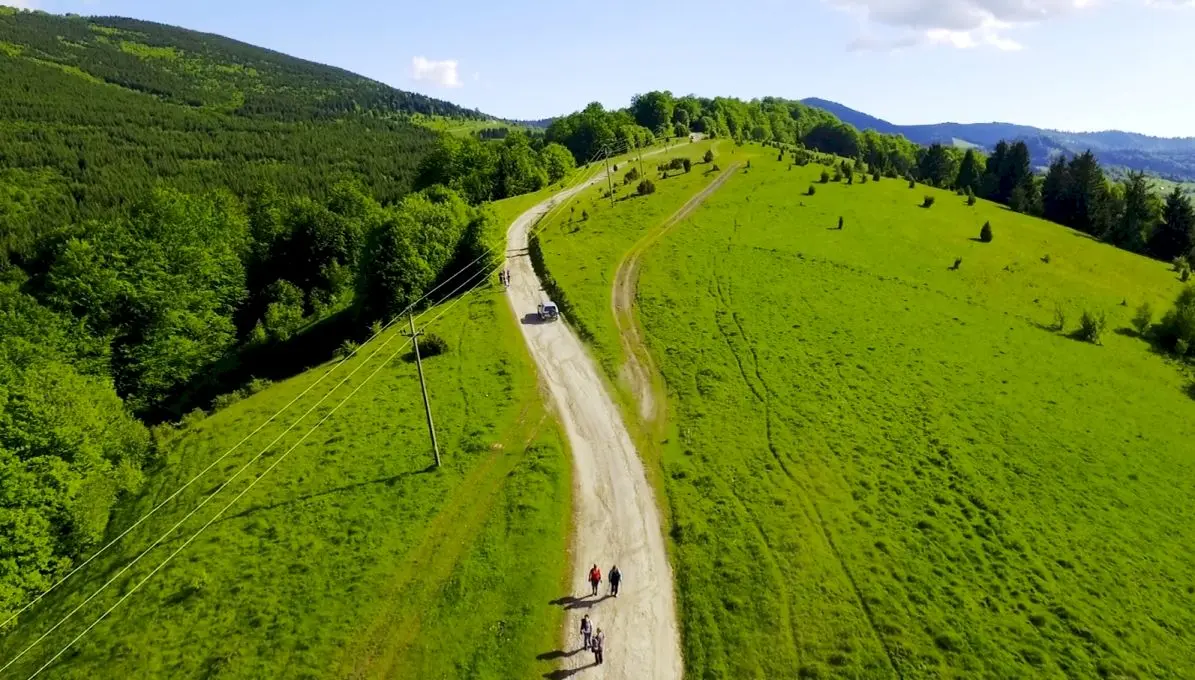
[1149, 187, 1195, 260]
[955, 149, 982, 194]
[1108, 172, 1157, 253]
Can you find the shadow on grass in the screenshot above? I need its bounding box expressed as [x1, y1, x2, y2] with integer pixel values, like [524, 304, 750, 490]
[217, 465, 438, 524]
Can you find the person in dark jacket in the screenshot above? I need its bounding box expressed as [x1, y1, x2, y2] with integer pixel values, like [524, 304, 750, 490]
[609, 565, 622, 597]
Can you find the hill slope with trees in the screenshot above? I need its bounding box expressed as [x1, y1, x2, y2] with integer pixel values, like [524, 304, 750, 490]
[802, 97, 1195, 181]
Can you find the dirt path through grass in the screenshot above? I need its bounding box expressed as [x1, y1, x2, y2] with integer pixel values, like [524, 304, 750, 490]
[505, 168, 683, 680]
[612, 163, 740, 424]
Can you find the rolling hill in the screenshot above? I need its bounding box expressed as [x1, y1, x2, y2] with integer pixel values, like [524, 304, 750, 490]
[0, 7, 488, 257]
[802, 97, 1195, 180]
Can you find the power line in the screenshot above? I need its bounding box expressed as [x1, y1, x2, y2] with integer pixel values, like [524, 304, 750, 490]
[0, 244, 505, 633]
[3, 134, 676, 668]
[20, 264, 499, 680]
[1, 261, 500, 676]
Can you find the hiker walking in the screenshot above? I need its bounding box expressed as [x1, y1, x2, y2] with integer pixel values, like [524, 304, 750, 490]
[592, 628, 605, 665]
[588, 564, 602, 597]
[579, 614, 593, 651]
[609, 565, 622, 597]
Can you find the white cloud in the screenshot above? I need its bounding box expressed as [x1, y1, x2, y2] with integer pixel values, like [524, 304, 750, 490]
[832, 0, 1143, 51]
[410, 56, 462, 88]
[1, 0, 39, 8]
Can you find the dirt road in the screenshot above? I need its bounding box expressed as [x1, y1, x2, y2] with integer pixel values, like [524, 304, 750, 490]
[612, 163, 740, 424]
[505, 174, 683, 679]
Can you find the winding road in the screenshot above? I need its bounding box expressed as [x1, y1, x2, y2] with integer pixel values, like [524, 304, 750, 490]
[505, 171, 683, 679]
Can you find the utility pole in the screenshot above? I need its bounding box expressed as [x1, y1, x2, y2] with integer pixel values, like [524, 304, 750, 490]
[404, 313, 440, 467]
[603, 145, 615, 208]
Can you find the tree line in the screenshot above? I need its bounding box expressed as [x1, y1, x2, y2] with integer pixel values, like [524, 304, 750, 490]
[0, 177, 494, 620]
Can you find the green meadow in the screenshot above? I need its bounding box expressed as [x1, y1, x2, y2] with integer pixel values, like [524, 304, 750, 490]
[0, 287, 570, 680]
[543, 143, 1195, 678]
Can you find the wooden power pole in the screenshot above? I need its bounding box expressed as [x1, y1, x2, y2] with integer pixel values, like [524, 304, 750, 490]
[603, 146, 615, 208]
[404, 314, 440, 467]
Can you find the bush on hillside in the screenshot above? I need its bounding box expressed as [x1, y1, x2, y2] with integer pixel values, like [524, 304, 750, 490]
[820, 170, 831, 184]
[873, 170, 881, 182]
[967, 187, 977, 206]
[703, 149, 714, 163]
[1158, 286, 1195, 355]
[860, 174, 868, 184]
[581, 210, 589, 221]
[807, 185, 816, 196]
[1132, 302, 1153, 335]
[335, 338, 360, 360]
[683, 158, 692, 173]
[922, 196, 936, 208]
[1053, 303, 1067, 331]
[419, 332, 449, 358]
[1077, 310, 1107, 344]
[980, 222, 993, 242]
[832, 170, 843, 182]
[908, 176, 916, 189]
[638, 179, 656, 196]
[623, 167, 640, 185]
[669, 157, 686, 171]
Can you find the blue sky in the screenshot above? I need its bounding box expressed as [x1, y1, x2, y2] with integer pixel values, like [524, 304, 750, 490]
[9, 0, 1195, 137]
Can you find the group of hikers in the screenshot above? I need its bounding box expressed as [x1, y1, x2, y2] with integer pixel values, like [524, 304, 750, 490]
[498, 268, 511, 287]
[578, 564, 622, 666]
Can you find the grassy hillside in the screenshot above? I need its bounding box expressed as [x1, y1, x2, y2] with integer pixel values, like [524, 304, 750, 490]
[0, 8, 484, 248]
[0, 283, 571, 680]
[542, 143, 1195, 677]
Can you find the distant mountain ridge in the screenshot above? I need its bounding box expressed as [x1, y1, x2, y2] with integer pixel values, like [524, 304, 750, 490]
[800, 98, 1195, 181]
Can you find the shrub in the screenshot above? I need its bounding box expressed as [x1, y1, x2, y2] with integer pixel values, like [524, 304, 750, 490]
[807, 185, 816, 196]
[847, 175, 854, 185]
[712, 164, 720, 171]
[832, 170, 843, 182]
[335, 339, 360, 360]
[820, 170, 830, 184]
[872, 171, 881, 182]
[777, 152, 784, 162]
[1042, 254, 1051, 264]
[245, 377, 272, 395]
[746, 160, 751, 169]
[683, 158, 692, 173]
[212, 390, 246, 411]
[581, 210, 589, 221]
[638, 179, 656, 196]
[1158, 286, 1195, 355]
[1173, 255, 1190, 272]
[1052, 303, 1067, 331]
[669, 157, 686, 170]
[908, 177, 916, 189]
[860, 174, 868, 184]
[703, 149, 714, 163]
[623, 167, 640, 185]
[922, 196, 936, 208]
[967, 188, 977, 206]
[1132, 302, 1153, 335]
[1178, 338, 1190, 357]
[980, 222, 993, 242]
[613, 164, 618, 172]
[1077, 310, 1107, 344]
[419, 332, 449, 358]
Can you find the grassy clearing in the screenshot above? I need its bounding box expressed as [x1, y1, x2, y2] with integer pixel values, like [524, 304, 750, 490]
[531, 137, 731, 375]
[0, 287, 569, 679]
[540, 141, 1195, 677]
[632, 150, 1195, 678]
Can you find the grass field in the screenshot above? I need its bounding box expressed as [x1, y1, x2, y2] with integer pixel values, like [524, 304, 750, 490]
[543, 143, 1195, 678]
[0, 285, 570, 679]
[530, 137, 731, 375]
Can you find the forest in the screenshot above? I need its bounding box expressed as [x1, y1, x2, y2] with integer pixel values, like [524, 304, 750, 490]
[0, 9, 497, 622]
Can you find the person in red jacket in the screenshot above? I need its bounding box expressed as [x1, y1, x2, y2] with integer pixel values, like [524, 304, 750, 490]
[588, 564, 602, 597]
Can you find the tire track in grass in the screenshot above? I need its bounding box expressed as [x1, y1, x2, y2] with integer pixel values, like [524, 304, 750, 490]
[715, 255, 904, 679]
[612, 162, 740, 424]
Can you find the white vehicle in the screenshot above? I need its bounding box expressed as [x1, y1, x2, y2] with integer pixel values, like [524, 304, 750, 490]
[537, 301, 559, 322]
